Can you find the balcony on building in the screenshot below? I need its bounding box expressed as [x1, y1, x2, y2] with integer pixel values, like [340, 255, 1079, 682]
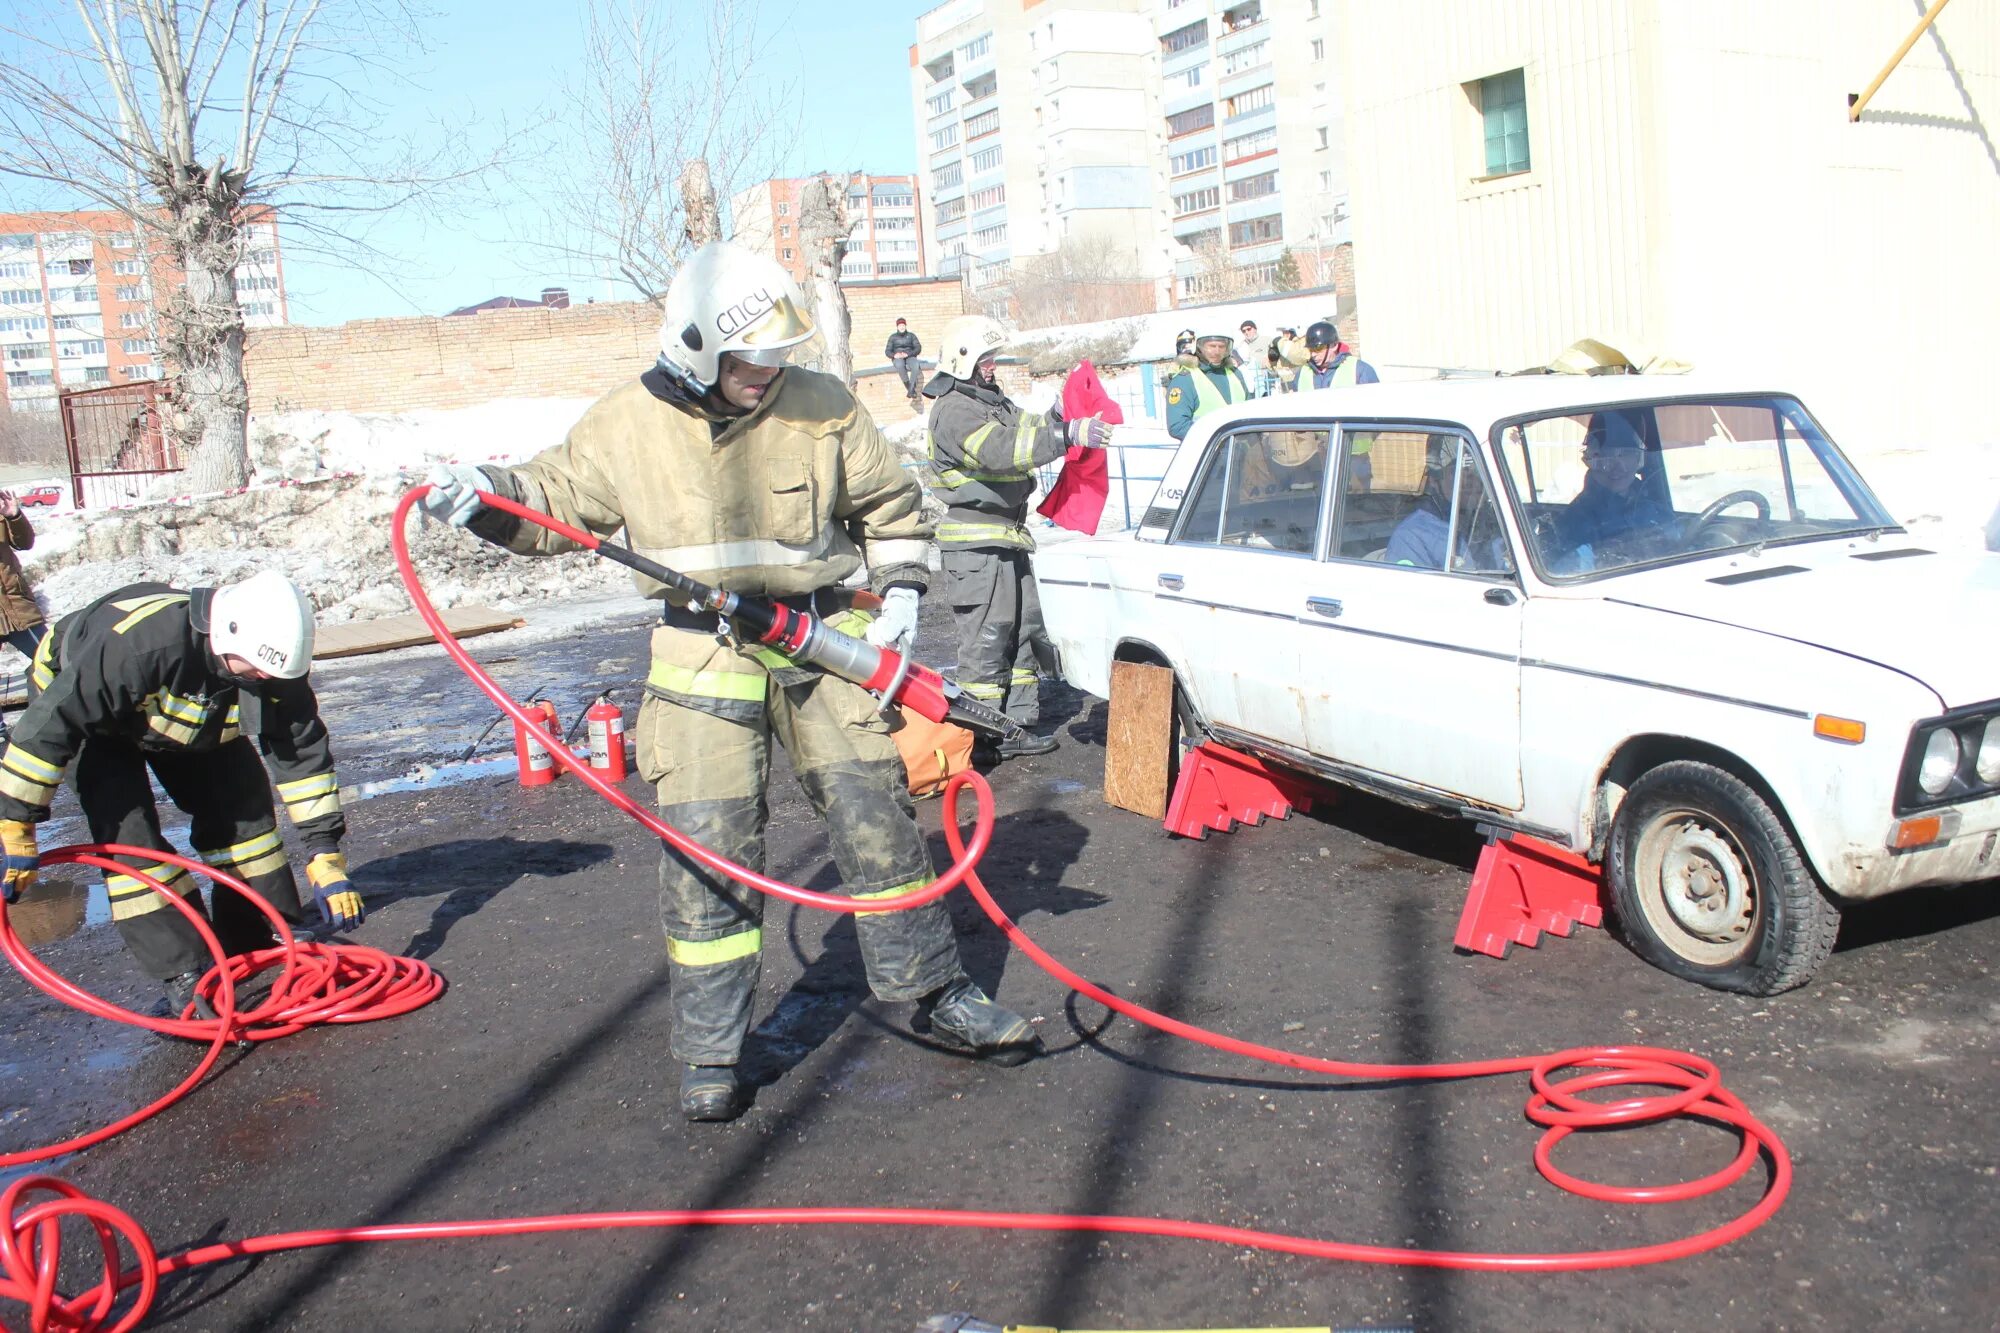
[1218, 0, 1265, 42]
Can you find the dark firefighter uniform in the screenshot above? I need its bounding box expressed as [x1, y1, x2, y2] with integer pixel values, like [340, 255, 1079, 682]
[462, 367, 977, 1068]
[924, 374, 1070, 727]
[0, 584, 340, 980]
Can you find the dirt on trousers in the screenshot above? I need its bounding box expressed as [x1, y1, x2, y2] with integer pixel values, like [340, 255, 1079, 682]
[2, 596, 1997, 1332]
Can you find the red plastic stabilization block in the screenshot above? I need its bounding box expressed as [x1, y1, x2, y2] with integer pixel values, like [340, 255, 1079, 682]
[1163, 742, 1323, 840]
[1454, 832, 1607, 960]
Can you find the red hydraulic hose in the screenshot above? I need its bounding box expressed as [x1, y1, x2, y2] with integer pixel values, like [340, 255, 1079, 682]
[0, 485, 1792, 1331]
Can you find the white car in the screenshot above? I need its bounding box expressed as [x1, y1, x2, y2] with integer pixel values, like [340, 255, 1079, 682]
[1038, 372, 2000, 994]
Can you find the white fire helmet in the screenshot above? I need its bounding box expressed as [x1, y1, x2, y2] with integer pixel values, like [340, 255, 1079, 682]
[209, 571, 315, 680]
[657, 242, 815, 391]
[937, 315, 1009, 380]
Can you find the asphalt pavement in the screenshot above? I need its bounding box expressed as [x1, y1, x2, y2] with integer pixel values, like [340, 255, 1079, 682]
[3, 597, 1996, 1331]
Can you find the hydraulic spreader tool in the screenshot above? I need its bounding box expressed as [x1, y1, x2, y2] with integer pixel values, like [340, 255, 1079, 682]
[466, 488, 1025, 741]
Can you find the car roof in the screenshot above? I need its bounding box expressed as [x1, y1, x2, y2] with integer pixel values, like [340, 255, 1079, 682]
[1217, 371, 1803, 435]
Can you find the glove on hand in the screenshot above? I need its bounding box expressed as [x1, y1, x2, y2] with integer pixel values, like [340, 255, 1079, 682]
[0, 819, 37, 904]
[1066, 415, 1112, 449]
[864, 586, 921, 651]
[418, 463, 487, 527]
[306, 852, 365, 930]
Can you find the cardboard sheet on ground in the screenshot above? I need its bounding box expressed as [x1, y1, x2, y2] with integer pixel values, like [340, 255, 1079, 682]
[1037, 359, 1122, 535]
[313, 605, 524, 659]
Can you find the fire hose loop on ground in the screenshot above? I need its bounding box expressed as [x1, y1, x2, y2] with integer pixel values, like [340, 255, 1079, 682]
[0, 485, 1792, 1331]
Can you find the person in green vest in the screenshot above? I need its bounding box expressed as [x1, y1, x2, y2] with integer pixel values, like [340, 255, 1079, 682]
[1164, 331, 1251, 441]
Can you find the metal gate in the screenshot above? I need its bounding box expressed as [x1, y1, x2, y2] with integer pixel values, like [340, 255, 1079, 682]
[58, 379, 180, 509]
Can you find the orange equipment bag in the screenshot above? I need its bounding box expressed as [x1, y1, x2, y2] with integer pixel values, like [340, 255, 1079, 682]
[890, 705, 976, 798]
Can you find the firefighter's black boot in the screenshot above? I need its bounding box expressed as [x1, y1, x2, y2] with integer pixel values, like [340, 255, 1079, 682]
[679, 1064, 743, 1122]
[996, 730, 1058, 759]
[155, 969, 217, 1024]
[919, 980, 1041, 1066]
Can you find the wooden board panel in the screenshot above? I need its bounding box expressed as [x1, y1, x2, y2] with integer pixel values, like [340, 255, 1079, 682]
[313, 605, 524, 660]
[1103, 659, 1176, 820]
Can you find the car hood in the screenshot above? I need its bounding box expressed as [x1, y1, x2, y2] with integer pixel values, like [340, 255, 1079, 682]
[1587, 540, 2000, 709]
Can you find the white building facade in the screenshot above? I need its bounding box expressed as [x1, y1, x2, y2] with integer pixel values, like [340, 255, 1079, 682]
[1339, 0, 1998, 448]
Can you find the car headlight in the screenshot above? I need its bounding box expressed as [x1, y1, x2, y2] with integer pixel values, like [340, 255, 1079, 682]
[1918, 727, 1961, 796]
[1978, 717, 2000, 785]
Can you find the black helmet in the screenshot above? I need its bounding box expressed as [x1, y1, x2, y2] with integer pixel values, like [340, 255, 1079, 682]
[1305, 321, 1338, 350]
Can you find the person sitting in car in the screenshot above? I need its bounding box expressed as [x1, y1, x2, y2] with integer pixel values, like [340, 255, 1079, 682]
[1548, 414, 1674, 567]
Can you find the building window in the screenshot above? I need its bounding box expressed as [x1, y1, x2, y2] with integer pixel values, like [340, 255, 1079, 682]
[1223, 126, 1276, 161]
[1171, 63, 1205, 91]
[0, 289, 40, 306]
[106, 232, 135, 248]
[936, 197, 966, 223]
[63, 258, 93, 276]
[776, 201, 790, 216]
[975, 259, 1009, 286]
[5, 371, 53, 388]
[879, 261, 919, 276]
[873, 190, 913, 207]
[1170, 144, 1218, 176]
[52, 316, 79, 330]
[4, 346, 38, 362]
[968, 184, 1005, 211]
[0, 262, 31, 279]
[1225, 84, 1273, 118]
[933, 162, 963, 191]
[115, 284, 145, 301]
[970, 145, 1002, 173]
[1311, 38, 1324, 60]
[123, 363, 156, 379]
[961, 33, 990, 61]
[1221, 40, 1268, 76]
[926, 90, 955, 117]
[965, 107, 999, 139]
[1166, 104, 1215, 138]
[240, 301, 277, 317]
[120, 311, 146, 328]
[83, 366, 111, 383]
[1480, 68, 1530, 175]
[121, 337, 150, 354]
[1161, 20, 1206, 54]
[971, 222, 1007, 248]
[57, 339, 104, 357]
[112, 258, 144, 275]
[1172, 186, 1220, 216]
[874, 216, 914, 231]
[1228, 171, 1277, 202]
[930, 124, 959, 151]
[1229, 215, 1283, 247]
[781, 247, 793, 261]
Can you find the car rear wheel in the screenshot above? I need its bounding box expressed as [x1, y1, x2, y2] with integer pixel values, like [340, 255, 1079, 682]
[1607, 760, 1840, 995]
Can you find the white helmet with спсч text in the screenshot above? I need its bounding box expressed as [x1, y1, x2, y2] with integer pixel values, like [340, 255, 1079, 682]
[657, 242, 816, 393]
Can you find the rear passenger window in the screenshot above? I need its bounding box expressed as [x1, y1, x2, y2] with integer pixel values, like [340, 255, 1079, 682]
[1174, 427, 1332, 556]
[1333, 429, 1515, 576]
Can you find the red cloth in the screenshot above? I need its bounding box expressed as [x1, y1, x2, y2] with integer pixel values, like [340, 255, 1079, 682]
[1037, 360, 1121, 535]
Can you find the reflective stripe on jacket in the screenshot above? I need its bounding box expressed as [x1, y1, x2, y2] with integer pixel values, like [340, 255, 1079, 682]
[925, 378, 1069, 551]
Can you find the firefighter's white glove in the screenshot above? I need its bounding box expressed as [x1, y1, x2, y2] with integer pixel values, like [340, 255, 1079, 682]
[864, 587, 920, 652]
[1066, 416, 1112, 449]
[419, 463, 486, 527]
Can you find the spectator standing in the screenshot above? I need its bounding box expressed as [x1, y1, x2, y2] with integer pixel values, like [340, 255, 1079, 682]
[0, 490, 48, 745]
[885, 318, 924, 410]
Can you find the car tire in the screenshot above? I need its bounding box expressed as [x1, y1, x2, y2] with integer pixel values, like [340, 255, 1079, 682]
[1607, 760, 1839, 995]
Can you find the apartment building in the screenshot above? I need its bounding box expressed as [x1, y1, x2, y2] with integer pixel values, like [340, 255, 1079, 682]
[0, 208, 286, 413]
[910, 0, 1168, 319]
[731, 174, 927, 288]
[1152, 0, 1346, 303]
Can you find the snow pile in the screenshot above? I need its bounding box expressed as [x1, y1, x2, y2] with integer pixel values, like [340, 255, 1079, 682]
[244, 398, 597, 482]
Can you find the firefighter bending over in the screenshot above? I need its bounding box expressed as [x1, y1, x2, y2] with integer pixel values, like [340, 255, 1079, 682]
[420, 241, 1040, 1123]
[924, 315, 1109, 758]
[0, 573, 361, 1018]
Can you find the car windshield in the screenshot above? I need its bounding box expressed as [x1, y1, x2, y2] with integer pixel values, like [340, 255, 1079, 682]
[1495, 394, 1894, 580]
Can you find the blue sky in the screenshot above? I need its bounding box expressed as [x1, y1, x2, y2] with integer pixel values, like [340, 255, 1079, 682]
[277, 1, 939, 324]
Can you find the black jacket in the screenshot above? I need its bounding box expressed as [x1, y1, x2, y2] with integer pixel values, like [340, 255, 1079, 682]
[885, 330, 922, 360]
[0, 582, 344, 851]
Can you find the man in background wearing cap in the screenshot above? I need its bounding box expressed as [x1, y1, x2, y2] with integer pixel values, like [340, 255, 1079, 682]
[0, 571, 359, 1018]
[1164, 332, 1251, 441]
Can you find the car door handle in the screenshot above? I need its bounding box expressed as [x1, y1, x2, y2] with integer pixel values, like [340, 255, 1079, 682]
[1484, 587, 1518, 606]
[1158, 573, 1185, 591]
[1306, 596, 1343, 618]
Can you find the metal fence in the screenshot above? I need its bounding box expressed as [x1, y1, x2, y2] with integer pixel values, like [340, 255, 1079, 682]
[58, 379, 179, 509]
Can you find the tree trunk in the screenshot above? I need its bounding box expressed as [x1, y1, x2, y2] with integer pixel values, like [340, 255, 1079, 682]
[156, 164, 251, 494]
[680, 159, 720, 247]
[799, 174, 852, 386]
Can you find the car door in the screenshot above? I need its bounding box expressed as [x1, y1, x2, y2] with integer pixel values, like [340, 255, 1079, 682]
[1295, 426, 1526, 809]
[1152, 423, 1335, 746]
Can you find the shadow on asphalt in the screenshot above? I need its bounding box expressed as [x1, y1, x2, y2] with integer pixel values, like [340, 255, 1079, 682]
[1834, 875, 2000, 953]
[352, 837, 616, 961]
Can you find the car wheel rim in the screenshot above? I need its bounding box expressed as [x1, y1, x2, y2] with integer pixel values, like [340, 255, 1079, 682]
[1633, 811, 1757, 965]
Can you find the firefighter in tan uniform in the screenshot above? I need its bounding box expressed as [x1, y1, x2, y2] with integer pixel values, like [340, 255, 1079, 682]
[421, 242, 1039, 1122]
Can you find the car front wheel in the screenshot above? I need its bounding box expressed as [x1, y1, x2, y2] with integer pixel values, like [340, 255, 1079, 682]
[1607, 760, 1840, 995]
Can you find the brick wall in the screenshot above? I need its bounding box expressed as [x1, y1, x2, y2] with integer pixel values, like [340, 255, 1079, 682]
[245, 276, 968, 417]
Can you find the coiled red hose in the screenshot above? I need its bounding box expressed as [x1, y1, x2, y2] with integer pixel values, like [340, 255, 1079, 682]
[0, 486, 1790, 1331]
